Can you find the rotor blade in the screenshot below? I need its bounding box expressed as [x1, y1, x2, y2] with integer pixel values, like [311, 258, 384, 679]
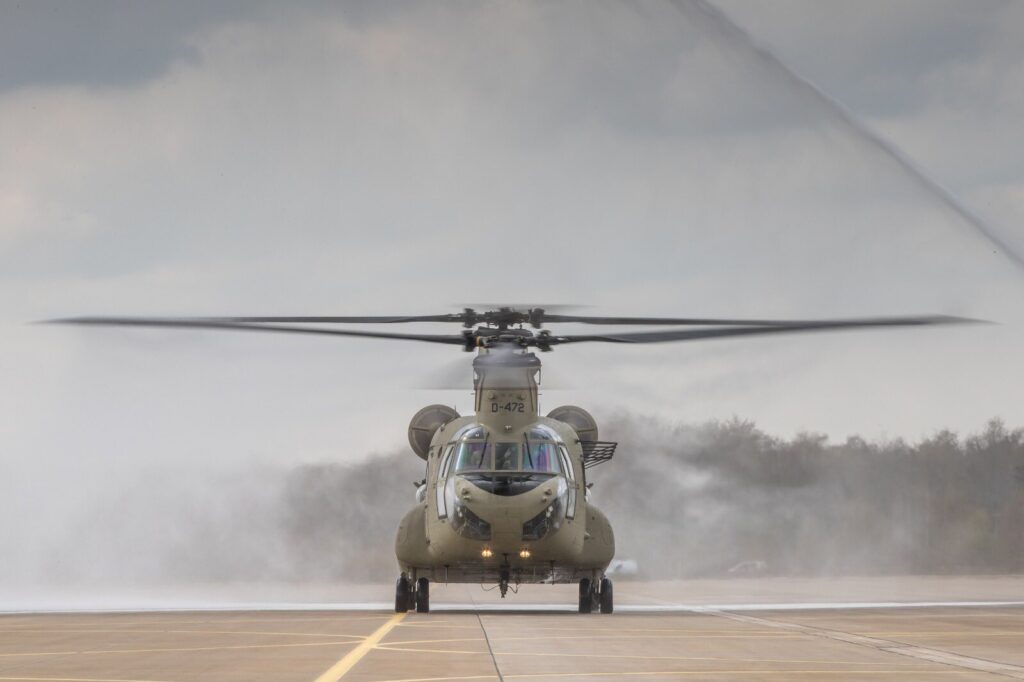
[43, 317, 468, 345]
[214, 315, 460, 324]
[543, 314, 868, 326]
[547, 315, 982, 345]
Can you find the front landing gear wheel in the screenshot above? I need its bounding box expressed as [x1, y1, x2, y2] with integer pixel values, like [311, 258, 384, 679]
[416, 577, 430, 613]
[578, 578, 594, 613]
[599, 577, 613, 614]
[395, 576, 411, 613]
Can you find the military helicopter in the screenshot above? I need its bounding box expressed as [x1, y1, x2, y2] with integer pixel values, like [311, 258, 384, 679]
[50, 307, 972, 613]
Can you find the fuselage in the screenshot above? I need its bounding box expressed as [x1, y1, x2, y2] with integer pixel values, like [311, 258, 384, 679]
[395, 346, 615, 585]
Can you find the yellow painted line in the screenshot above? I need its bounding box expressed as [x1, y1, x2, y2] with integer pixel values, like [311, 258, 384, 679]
[0, 628, 366, 640]
[0, 677, 175, 682]
[375, 646, 491, 656]
[374, 673, 963, 682]
[377, 637, 489, 646]
[395, 623, 481, 630]
[374, 677, 496, 682]
[502, 672, 969, 679]
[378, 643, 937, 663]
[0, 640, 357, 658]
[0, 615, 393, 628]
[313, 613, 406, 682]
[864, 631, 1024, 637]
[385, 632, 800, 646]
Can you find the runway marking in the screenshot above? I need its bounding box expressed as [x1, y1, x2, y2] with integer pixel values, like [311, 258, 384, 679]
[395, 623, 481, 629]
[0, 677, 177, 682]
[499, 673, 981, 678]
[714, 610, 1024, 679]
[370, 637, 487, 646]
[0, 615, 395, 628]
[0, 639, 358, 658]
[0, 628, 368, 640]
[386, 632, 803, 645]
[864, 631, 1024, 637]
[373, 645, 935, 667]
[9, 600, 1022, 616]
[371, 677, 496, 682]
[313, 612, 406, 682]
[373, 672, 969, 682]
[375, 646, 491, 655]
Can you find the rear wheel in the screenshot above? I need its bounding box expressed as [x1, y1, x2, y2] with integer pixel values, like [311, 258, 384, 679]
[416, 577, 430, 613]
[395, 576, 411, 613]
[599, 578, 613, 614]
[578, 578, 593, 613]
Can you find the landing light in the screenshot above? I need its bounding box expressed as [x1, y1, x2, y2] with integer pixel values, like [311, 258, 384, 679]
[519, 549, 531, 559]
[481, 547, 493, 558]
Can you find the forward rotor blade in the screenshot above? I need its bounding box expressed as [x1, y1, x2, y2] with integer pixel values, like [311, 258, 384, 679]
[215, 315, 459, 324]
[548, 315, 981, 345]
[544, 314, 849, 326]
[43, 317, 468, 345]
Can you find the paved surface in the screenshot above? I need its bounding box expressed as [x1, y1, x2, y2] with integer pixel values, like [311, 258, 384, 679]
[2, 578, 1024, 681]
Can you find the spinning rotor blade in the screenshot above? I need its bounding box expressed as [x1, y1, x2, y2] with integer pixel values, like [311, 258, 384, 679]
[44, 317, 467, 345]
[214, 315, 459, 324]
[547, 315, 979, 345]
[544, 314, 862, 326]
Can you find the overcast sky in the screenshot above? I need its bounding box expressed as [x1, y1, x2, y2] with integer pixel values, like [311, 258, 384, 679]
[2, 0, 1024, 569]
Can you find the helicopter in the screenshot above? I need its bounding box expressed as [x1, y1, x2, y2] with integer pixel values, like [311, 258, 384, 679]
[49, 306, 973, 613]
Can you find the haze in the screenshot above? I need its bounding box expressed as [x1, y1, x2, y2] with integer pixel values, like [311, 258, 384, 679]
[1, 0, 1023, 602]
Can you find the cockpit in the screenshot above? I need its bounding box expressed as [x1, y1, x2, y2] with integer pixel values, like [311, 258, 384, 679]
[437, 423, 574, 498]
[451, 425, 564, 475]
[436, 423, 577, 541]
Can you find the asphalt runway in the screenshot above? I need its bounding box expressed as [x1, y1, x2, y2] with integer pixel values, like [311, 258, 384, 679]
[3, 578, 1024, 681]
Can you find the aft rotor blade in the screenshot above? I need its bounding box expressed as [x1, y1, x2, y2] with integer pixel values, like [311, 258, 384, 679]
[44, 317, 468, 345]
[547, 315, 981, 344]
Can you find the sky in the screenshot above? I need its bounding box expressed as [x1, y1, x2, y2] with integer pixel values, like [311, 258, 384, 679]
[2, 0, 1024, 584]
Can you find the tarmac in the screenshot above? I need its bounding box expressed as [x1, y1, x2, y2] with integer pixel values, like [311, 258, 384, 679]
[2, 576, 1023, 681]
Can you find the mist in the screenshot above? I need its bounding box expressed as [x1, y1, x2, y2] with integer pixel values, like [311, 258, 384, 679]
[3, 0, 1024, 609]
[5, 413, 1021, 603]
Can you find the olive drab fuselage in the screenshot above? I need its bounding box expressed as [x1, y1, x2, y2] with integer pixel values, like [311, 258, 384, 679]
[395, 347, 615, 586]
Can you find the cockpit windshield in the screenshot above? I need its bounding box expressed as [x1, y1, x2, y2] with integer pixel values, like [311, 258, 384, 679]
[522, 441, 559, 473]
[494, 442, 519, 471]
[454, 441, 490, 472]
[523, 425, 563, 474]
[449, 424, 566, 475]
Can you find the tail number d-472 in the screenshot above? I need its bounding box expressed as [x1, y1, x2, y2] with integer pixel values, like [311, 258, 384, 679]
[491, 401, 525, 414]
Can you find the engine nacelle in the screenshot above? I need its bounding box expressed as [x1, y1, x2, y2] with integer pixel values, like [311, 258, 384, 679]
[408, 404, 459, 460]
[546, 405, 599, 442]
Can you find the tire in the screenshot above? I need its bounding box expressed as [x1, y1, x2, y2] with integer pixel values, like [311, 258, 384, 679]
[578, 578, 593, 614]
[416, 577, 430, 613]
[599, 578, 613, 614]
[395, 577, 410, 613]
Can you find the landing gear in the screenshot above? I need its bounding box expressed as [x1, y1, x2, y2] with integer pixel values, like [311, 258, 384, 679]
[599, 577, 613, 614]
[578, 577, 613, 614]
[395, 575, 411, 613]
[416, 577, 430, 613]
[578, 578, 594, 613]
[499, 567, 510, 599]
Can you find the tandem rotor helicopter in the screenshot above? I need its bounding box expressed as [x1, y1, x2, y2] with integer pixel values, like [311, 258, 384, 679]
[51, 306, 972, 613]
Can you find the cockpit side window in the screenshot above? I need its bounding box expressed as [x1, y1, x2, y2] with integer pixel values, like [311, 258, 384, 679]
[436, 445, 454, 519]
[558, 445, 577, 519]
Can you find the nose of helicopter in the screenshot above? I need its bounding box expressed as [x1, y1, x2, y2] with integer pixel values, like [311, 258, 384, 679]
[451, 474, 568, 551]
